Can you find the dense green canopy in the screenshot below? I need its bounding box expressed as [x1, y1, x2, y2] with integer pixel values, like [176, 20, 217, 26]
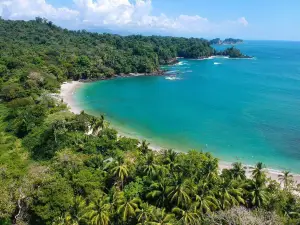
[0, 17, 216, 80]
[218, 46, 251, 58]
[0, 18, 299, 225]
[210, 38, 243, 45]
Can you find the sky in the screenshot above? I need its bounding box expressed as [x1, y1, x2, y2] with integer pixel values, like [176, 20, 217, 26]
[0, 0, 299, 40]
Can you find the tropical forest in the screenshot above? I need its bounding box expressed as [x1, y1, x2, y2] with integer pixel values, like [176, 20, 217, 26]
[0, 18, 299, 225]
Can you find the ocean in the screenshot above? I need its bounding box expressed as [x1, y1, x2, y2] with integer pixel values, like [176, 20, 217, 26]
[75, 41, 300, 172]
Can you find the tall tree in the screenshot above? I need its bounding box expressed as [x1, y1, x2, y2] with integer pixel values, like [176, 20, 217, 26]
[248, 180, 269, 208]
[217, 179, 245, 210]
[202, 158, 219, 181]
[148, 208, 175, 225]
[192, 181, 219, 214]
[167, 175, 191, 208]
[90, 115, 105, 135]
[111, 161, 129, 189]
[172, 206, 200, 225]
[147, 178, 170, 208]
[139, 140, 150, 154]
[251, 162, 266, 184]
[278, 171, 293, 190]
[66, 196, 86, 225]
[230, 162, 246, 180]
[116, 192, 140, 223]
[136, 203, 153, 225]
[84, 193, 111, 225]
[162, 149, 181, 174]
[142, 152, 159, 178]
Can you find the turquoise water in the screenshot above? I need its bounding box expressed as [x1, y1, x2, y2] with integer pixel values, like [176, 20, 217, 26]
[76, 41, 300, 172]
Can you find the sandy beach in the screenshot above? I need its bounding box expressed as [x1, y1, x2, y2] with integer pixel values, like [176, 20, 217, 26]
[219, 161, 300, 185]
[60, 81, 83, 114]
[60, 81, 300, 185]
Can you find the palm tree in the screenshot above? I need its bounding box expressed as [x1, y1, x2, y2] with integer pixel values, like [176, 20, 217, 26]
[52, 216, 66, 225]
[278, 171, 293, 189]
[110, 190, 123, 215]
[111, 161, 129, 189]
[202, 158, 218, 181]
[192, 181, 219, 214]
[156, 164, 169, 178]
[167, 175, 191, 208]
[249, 180, 269, 208]
[117, 193, 140, 222]
[148, 208, 175, 225]
[136, 203, 153, 225]
[67, 195, 86, 225]
[84, 194, 111, 225]
[142, 152, 159, 177]
[53, 210, 85, 225]
[163, 149, 181, 174]
[281, 194, 300, 220]
[251, 162, 266, 183]
[90, 115, 105, 135]
[172, 206, 200, 225]
[230, 162, 246, 180]
[139, 140, 150, 154]
[147, 178, 170, 208]
[217, 179, 245, 210]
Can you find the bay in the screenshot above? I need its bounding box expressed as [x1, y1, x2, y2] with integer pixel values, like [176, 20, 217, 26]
[76, 41, 300, 172]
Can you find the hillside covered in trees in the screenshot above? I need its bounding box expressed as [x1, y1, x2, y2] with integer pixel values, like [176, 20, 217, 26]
[210, 38, 243, 45]
[0, 18, 217, 80]
[0, 18, 299, 225]
[218, 47, 252, 58]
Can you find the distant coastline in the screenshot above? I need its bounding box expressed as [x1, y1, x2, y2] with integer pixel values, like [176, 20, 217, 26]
[60, 80, 300, 185]
[210, 38, 244, 45]
[68, 54, 253, 85]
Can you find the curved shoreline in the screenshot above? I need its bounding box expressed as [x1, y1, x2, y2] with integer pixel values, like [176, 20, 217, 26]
[60, 80, 300, 185]
[60, 81, 83, 114]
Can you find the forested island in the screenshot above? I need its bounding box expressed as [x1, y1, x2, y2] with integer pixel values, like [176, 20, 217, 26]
[210, 38, 244, 45]
[0, 18, 298, 225]
[218, 47, 252, 58]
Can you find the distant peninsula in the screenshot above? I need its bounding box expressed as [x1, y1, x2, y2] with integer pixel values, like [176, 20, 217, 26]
[217, 46, 252, 58]
[210, 38, 243, 45]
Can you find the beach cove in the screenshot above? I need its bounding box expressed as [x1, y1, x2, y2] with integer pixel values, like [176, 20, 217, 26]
[60, 80, 300, 184]
[73, 42, 300, 170]
[60, 43, 300, 183]
[59, 40, 300, 182]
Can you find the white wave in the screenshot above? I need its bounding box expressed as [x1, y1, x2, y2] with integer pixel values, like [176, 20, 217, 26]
[165, 76, 181, 81]
[214, 62, 222, 65]
[186, 70, 193, 73]
[197, 56, 231, 61]
[197, 56, 214, 60]
[228, 57, 256, 60]
[176, 61, 189, 66]
[166, 70, 178, 74]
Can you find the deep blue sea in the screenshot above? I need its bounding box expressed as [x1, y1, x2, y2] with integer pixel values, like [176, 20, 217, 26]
[76, 41, 300, 172]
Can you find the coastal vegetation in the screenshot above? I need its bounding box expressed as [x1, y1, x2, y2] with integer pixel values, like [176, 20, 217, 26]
[218, 47, 252, 58]
[210, 38, 243, 45]
[0, 18, 299, 225]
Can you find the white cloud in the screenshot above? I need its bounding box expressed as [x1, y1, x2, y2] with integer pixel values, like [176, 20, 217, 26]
[237, 17, 248, 26]
[0, 0, 249, 36]
[0, 0, 79, 21]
